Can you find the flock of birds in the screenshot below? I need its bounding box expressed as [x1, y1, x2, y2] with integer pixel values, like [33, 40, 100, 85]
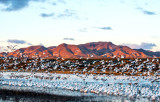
[0, 55, 160, 76]
[0, 72, 160, 101]
[0, 50, 160, 101]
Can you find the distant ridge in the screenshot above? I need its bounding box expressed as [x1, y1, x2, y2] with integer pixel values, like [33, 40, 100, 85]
[134, 48, 160, 58]
[0, 42, 159, 59]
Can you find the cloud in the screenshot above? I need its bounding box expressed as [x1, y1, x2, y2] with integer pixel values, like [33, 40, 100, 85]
[0, 0, 66, 12]
[52, 0, 66, 6]
[0, 0, 43, 11]
[95, 26, 112, 30]
[7, 39, 32, 45]
[63, 38, 75, 41]
[52, 2, 57, 5]
[137, 7, 156, 15]
[40, 9, 78, 19]
[40, 13, 54, 18]
[27, 43, 33, 45]
[57, 0, 66, 4]
[123, 42, 156, 50]
[143, 10, 156, 15]
[98, 27, 112, 30]
[7, 39, 26, 44]
[57, 9, 77, 18]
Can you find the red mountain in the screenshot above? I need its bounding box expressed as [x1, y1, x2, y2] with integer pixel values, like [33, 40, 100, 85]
[0, 42, 157, 59]
[7, 46, 53, 58]
[78, 42, 147, 58]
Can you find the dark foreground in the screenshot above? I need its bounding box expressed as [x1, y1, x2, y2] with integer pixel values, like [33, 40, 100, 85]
[0, 89, 82, 102]
[0, 89, 159, 102]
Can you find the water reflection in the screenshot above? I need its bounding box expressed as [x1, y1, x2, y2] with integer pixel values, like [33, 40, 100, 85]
[0, 89, 159, 102]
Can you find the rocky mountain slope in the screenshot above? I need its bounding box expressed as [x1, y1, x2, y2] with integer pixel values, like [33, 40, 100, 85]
[0, 42, 159, 59]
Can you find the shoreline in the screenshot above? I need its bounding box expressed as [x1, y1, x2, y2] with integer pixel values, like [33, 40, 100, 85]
[0, 70, 159, 76]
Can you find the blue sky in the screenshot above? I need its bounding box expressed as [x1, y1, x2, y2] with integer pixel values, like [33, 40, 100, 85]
[0, 0, 160, 52]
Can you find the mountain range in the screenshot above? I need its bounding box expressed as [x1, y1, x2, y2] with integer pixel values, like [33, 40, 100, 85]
[0, 42, 159, 59]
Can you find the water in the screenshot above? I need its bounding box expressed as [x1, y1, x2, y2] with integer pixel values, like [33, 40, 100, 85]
[0, 72, 160, 102]
[0, 89, 156, 102]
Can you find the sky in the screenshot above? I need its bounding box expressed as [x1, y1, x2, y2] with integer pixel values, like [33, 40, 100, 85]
[0, 0, 160, 52]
